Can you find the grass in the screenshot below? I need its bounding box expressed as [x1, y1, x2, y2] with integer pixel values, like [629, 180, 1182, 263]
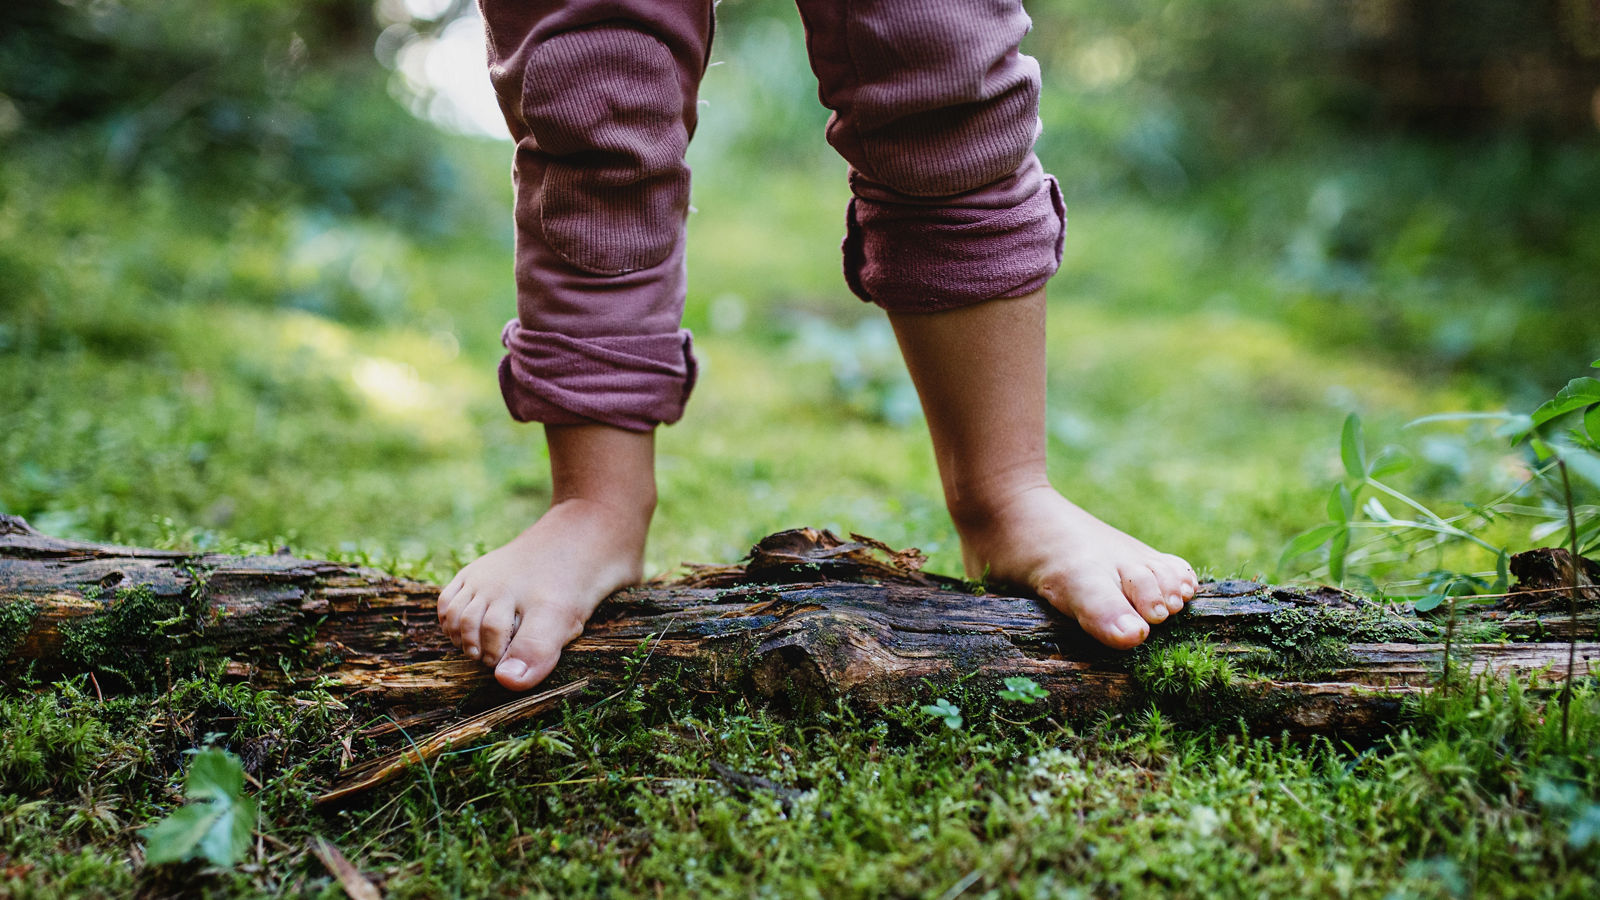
[4, 21, 1600, 893]
[0, 665, 1596, 898]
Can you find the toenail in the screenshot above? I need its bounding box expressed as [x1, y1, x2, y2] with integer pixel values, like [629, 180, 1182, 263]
[464, 644, 479, 660]
[1167, 593, 1184, 611]
[498, 659, 527, 680]
[1115, 613, 1145, 638]
[1148, 605, 1168, 622]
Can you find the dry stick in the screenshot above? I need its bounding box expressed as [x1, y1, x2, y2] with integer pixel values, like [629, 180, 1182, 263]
[315, 678, 589, 806]
[307, 836, 382, 900]
[1559, 459, 1580, 742]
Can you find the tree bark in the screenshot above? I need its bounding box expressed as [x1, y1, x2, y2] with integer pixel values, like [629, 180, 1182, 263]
[3, 515, 1596, 743]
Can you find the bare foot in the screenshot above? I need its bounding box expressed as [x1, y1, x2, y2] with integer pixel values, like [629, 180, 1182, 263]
[436, 497, 650, 690]
[955, 485, 1198, 649]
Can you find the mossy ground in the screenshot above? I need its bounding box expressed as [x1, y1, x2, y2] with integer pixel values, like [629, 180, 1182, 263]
[0, 664, 1596, 898]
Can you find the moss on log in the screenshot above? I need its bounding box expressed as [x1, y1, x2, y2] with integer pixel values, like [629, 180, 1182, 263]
[2, 515, 1596, 741]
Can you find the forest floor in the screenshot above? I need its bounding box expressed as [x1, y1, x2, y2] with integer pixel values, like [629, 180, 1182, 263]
[2, 130, 1598, 897]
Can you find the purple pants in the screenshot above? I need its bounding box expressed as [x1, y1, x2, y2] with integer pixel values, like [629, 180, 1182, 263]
[482, 0, 1066, 431]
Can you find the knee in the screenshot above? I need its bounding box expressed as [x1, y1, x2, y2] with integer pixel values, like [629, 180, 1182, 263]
[839, 1, 1042, 197]
[519, 26, 691, 274]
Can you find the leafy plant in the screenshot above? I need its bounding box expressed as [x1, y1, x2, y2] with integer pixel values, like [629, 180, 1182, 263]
[920, 698, 963, 731]
[1282, 362, 1600, 593]
[998, 677, 1049, 704]
[139, 748, 257, 868]
[1512, 362, 1600, 739]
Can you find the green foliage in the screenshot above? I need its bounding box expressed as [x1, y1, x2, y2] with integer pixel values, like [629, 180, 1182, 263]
[139, 748, 257, 868]
[1281, 367, 1600, 596]
[3, 1, 1599, 894]
[1135, 639, 1239, 696]
[998, 676, 1049, 704]
[0, 0, 464, 221]
[58, 583, 211, 688]
[0, 599, 39, 659]
[0, 689, 116, 794]
[920, 698, 963, 731]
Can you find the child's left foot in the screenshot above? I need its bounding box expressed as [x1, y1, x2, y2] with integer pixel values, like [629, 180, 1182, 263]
[953, 484, 1199, 649]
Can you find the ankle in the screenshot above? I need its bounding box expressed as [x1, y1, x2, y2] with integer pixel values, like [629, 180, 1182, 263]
[549, 491, 656, 531]
[944, 470, 1052, 536]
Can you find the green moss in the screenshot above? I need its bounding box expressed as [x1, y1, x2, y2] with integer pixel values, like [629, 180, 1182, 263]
[0, 598, 40, 659]
[1134, 638, 1239, 696]
[57, 583, 212, 687]
[1213, 604, 1431, 681]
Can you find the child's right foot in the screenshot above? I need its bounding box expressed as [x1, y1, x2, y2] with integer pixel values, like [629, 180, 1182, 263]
[436, 497, 651, 691]
[436, 421, 659, 692]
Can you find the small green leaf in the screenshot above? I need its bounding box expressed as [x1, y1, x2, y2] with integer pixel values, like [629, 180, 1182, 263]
[921, 698, 962, 730]
[1564, 448, 1600, 492]
[1585, 404, 1600, 443]
[1279, 523, 1340, 571]
[1327, 482, 1354, 524]
[1528, 378, 1600, 430]
[139, 749, 257, 868]
[1328, 527, 1350, 583]
[1592, 359, 1600, 368]
[999, 676, 1049, 703]
[185, 747, 245, 802]
[1414, 593, 1446, 613]
[1492, 549, 1510, 595]
[1368, 447, 1413, 479]
[1529, 433, 1554, 462]
[1340, 413, 1367, 479]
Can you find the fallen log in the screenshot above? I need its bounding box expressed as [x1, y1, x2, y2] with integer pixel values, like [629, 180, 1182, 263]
[2, 515, 1596, 743]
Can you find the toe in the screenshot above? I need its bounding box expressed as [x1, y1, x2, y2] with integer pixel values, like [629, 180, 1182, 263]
[494, 610, 579, 692]
[479, 602, 518, 666]
[1151, 556, 1198, 613]
[437, 577, 464, 630]
[1119, 565, 1168, 624]
[439, 588, 474, 646]
[437, 573, 466, 622]
[1039, 570, 1150, 650]
[453, 593, 491, 660]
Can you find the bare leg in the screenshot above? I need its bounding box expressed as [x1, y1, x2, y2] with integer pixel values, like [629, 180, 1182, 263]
[437, 423, 655, 690]
[888, 287, 1197, 649]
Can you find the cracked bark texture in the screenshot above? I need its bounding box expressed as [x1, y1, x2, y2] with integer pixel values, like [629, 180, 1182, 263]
[2, 515, 1595, 740]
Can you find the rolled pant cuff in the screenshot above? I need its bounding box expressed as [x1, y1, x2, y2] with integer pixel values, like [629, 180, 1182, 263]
[843, 175, 1067, 313]
[498, 320, 698, 431]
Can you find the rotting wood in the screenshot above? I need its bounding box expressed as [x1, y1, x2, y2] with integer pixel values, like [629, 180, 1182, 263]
[2, 515, 1597, 745]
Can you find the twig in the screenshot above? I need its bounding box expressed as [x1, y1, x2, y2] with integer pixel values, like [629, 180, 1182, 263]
[315, 678, 589, 805]
[308, 837, 382, 900]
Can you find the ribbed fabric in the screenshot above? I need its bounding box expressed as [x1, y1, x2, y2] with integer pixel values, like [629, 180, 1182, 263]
[522, 27, 690, 275]
[808, 0, 1041, 197]
[845, 174, 1066, 312]
[499, 321, 698, 431]
[794, 0, 1064, 309]
[477, 0, 1065, 429]
[480, 0, 713, 432]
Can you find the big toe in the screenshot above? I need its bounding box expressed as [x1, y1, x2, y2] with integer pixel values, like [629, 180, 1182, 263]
[493, 613, 578, 691]
[1041, 570, 1150, 650]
